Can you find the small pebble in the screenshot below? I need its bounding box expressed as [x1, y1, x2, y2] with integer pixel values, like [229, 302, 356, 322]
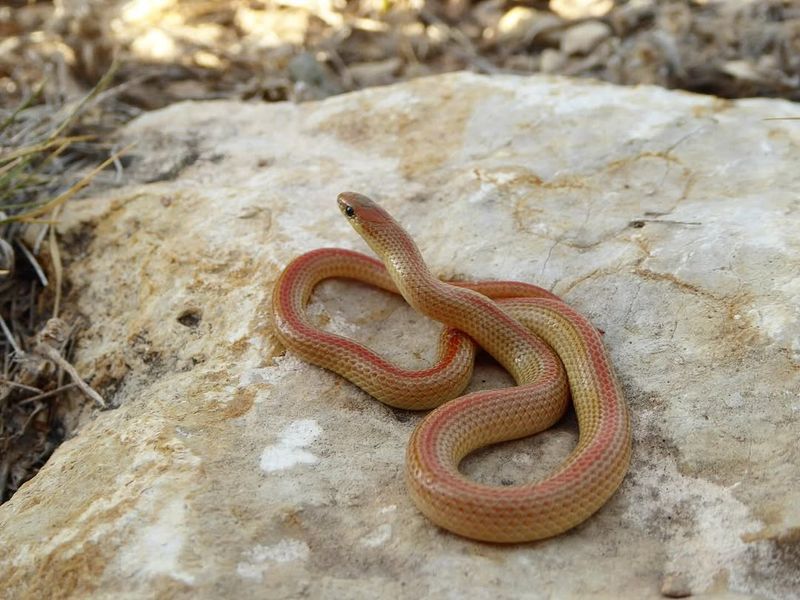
[540, 48, 566, 74]
[660, 573, 692, 598]
[550, 0, 613, 19]
[347, 58, 403, 88]
[495, 7, 543, 43]
[561, 21, 613, 56]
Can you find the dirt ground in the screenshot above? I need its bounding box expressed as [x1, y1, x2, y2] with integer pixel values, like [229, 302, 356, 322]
[2, 0, 799, 111]
[0, 0, 798, 503]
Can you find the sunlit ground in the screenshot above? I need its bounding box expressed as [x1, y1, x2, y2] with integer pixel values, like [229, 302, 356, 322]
[1, 0, 797, 110]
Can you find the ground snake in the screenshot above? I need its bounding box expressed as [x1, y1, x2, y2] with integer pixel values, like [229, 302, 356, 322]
[271, 192, 631, 542]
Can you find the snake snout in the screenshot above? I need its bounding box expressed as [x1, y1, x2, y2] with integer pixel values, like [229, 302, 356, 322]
[337, 193, 356, 219]
[336, 192, 386, 224]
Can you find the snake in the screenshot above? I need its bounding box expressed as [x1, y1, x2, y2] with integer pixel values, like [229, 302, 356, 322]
[271, 192, 631, 543]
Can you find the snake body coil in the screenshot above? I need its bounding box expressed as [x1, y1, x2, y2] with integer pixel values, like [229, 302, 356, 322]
[271, 192, 631, 542]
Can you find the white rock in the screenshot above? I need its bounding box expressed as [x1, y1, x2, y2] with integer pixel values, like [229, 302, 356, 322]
[561, 20, 613, 55]
[550, 0, 614, 20]
[346, 57, 403, 88]
[492, 7, 561, 45]
[540, 48, 567, 73]
[0, 72, 798, 598]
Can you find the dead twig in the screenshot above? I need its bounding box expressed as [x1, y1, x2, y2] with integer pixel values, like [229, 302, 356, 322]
[15, 240, 48, 287]
[17, 382, 78, 406]
[31, 319, 106, 409]
[0, 379, 42, 394]
[49, 205, 64, 318]
[0, 314, 22, 355]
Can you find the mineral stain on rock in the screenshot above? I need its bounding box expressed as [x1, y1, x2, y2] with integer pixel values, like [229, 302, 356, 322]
[236, 539, 311, 583]
[260, 420, 322, 473]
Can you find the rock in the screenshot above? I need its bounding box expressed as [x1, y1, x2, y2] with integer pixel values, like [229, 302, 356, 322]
[561, 20, 613, 55]
[1, 73, 799, 598]
[495, 6, 541, 42]
[550, 0, 614, 20]
[346, 57, 403, 88]
[471, 0, 506, 30]
[609, 0, 656, 35]
[288, 52, 342, 100]
[540, 48, 567, 73]
[491, 7, 562, 46]
[235, 5, 311, 46]
[660, 573, 692, 598]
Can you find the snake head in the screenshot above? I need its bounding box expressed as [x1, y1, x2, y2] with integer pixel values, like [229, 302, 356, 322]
[337, 192, 386, 222]
[337, 191, 399, 242]
[336, 191, 426, 284]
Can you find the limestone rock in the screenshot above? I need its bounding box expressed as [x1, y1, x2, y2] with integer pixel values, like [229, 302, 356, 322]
[540, 48, 567, 74]
[346, 57, 404, 88]
[0, 73, 798, 599]
[491, 7, 563, 46]
[550, 0, 614, 20]
[561, 20, 613, 56]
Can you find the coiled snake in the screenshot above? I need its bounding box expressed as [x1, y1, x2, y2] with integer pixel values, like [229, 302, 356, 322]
[271, 192, 631, 542]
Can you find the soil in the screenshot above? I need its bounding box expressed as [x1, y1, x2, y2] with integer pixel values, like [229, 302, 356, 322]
[2, 0, 799, 112]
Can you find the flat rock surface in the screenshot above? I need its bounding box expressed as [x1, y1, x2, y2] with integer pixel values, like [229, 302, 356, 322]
[1, 73, 798, 599]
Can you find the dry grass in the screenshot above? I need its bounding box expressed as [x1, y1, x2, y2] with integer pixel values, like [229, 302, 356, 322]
[0, 63, 122, 502]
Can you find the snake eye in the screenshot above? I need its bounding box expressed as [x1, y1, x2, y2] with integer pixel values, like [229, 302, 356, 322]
[344, 205, 355, 218]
